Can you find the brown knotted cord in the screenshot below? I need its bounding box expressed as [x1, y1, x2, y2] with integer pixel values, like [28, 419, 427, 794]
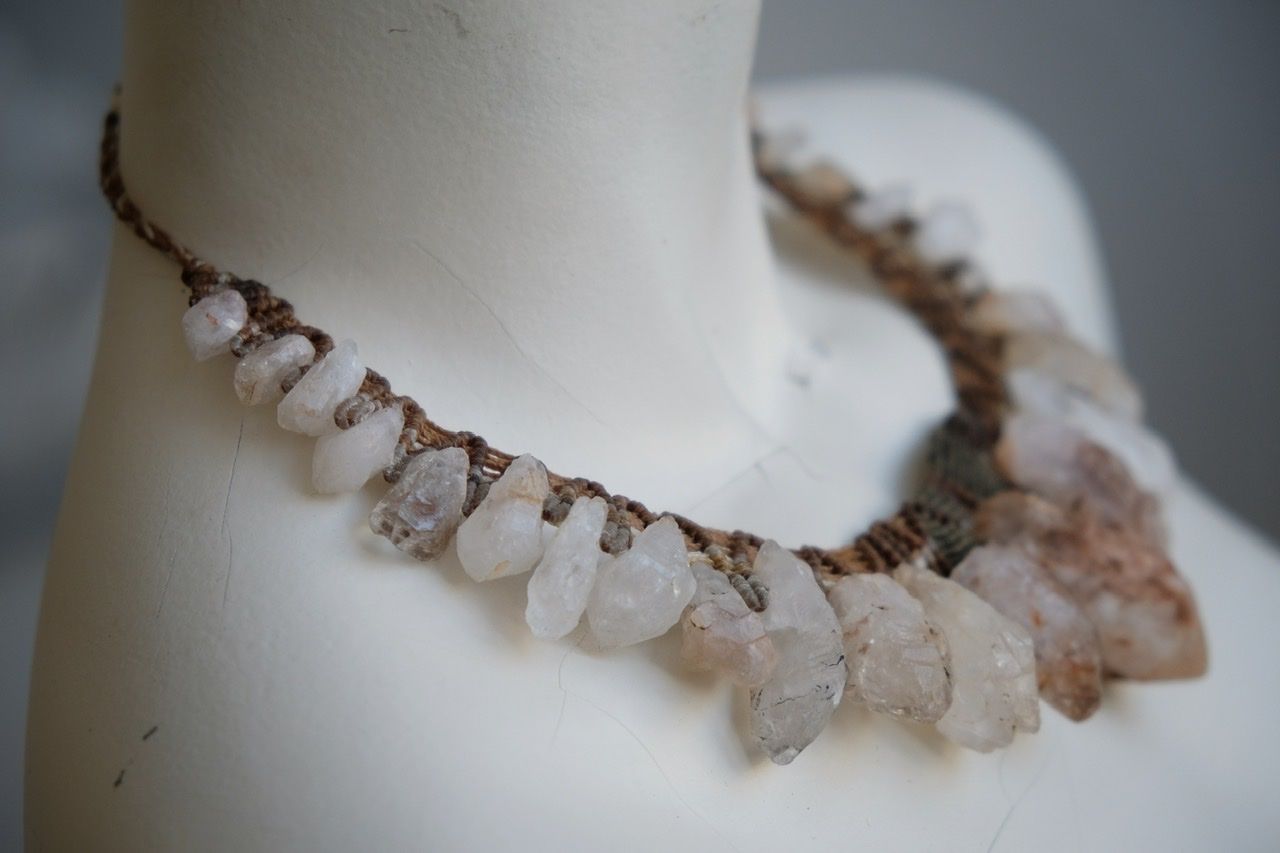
[98, 106, 1009, 582]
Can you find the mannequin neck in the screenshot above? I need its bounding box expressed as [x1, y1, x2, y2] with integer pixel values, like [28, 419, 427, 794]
[120, 0, 789, 503]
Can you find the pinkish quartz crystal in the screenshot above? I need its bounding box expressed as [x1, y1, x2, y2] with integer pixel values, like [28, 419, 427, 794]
[895, 560, 1039, 752]
[827, 572, 952, 723]
[951, 544, 1103, 721]
[1003, 331, 1144, 422]
[996, 411, 1166, 545]
[976, 493, 1207, 681]
[1005, 368, 1176, 496]
[182, 289, 247, 361]
[968, 289, 1065, 336]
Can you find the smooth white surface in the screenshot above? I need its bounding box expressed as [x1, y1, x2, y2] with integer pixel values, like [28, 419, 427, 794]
[26, 1, 1280, 850]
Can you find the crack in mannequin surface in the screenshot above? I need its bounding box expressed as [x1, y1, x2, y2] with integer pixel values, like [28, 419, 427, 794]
[26, 1, 1280, 849]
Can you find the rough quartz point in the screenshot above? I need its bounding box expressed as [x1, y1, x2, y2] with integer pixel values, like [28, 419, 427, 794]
[827, 572, 952, 723]
[894, 560, 1039, 752]
[182, 289, 247, 361]
[1066, 396, 1174, 497]
[951, 544, 1104, 721]
[916, 202, 979, 264]
[1004, 332, 1144, 422]
[277, 340, 366, 436]
[455, 454, 550, 582]
[848, 184, 911, 231]
[749, 541, 847, 765]
[792, 160, 855, 206]
[1051, 519, 1207, 681]
[680, 562, 778, 687]
[587, 516, 696, 649]
[369, 447, 469, 561]
[234, 334, 315, 405]
[969, 289, 1065, 336]
[996, 410, 1166, 544]
[525, 496, 607, 639]
[1005, 370, 1176, 496]
[954, 261, 990, 296]
[312, 406, 403, 494]
[977, 493, 1207, 681]
[756, 127, 806, 171]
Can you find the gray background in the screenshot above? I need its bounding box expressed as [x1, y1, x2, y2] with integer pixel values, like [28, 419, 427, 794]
[2, 1, 1277, 846]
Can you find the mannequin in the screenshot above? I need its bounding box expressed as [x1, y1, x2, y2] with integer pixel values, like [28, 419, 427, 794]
[26, 0, 1280, 849]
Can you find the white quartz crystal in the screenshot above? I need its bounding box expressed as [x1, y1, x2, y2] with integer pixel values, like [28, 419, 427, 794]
[997, 410, 1100, 504]
[895, 560, 1039, 752]
[749, 541, 847, 765]
[996, 407, 1165, 545]
[369, 447, 469, 561]
[827, 573, 952, 723]
[680, 562, 777, 687]
[277, 340, 366, 436]
[234, 334, 315, 405]
[455, 454, 550, 582]
[848, 184, 912, 231]
[951, 545, 1104, 721]
[916, 202, 979, 264]
[756, 126, 806, 171]
[1007, 369, 1176, 495]
[792, 160, 855, 206]
[1062, 395, 1175, 496]
[1004, 331, 1144, 422]
[182, 289, 247, 361]
[587, 517, 696, 649]
[954, 261, 991, 296]
[968, 289, 1065, 336]
[525, 496, 607, 639]
[311, 406, 403, 494]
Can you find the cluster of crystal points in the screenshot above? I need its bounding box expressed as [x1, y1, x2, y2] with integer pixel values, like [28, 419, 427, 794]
[176, 140, 1208, 768]
[976, 493, 1207, 681]
[972, 284, 1207, 685]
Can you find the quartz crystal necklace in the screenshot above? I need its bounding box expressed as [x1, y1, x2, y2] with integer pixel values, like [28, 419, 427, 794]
[99, 101, 1206, 765]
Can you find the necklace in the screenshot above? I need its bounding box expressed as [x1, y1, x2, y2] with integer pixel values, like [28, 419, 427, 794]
[98, 100, 1206, 765]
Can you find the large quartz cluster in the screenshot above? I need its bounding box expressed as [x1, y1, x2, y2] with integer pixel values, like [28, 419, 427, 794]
[976, 493, 1206, 681]
[966, 289, 1207, 686]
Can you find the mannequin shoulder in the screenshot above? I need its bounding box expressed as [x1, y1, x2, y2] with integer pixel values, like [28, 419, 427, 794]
[755, 74, 1117, 350]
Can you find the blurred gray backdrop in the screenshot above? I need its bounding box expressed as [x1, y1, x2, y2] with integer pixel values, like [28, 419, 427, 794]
[2, 0, 1277, 845]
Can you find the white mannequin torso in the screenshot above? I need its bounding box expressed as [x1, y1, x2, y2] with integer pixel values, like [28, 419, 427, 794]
[26, 2, 1280, 850]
